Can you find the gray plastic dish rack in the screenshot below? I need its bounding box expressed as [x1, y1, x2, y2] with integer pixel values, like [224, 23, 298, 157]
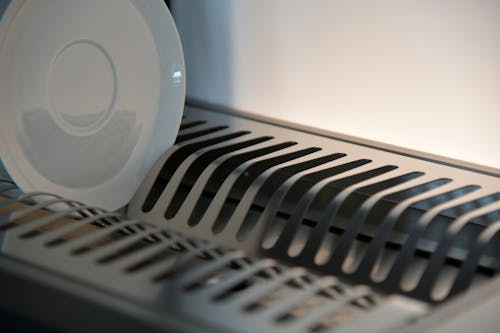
[1, 104, 499, 333]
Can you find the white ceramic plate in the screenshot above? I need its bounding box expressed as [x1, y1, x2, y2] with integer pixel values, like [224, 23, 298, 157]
[0, 0, 185, 210]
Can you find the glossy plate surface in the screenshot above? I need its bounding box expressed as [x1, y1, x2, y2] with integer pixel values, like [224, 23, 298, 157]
[0, 0, 185, 210]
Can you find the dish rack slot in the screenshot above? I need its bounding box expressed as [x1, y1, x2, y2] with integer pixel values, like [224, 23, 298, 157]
[129, 106, 500, 304]
[0, 179, 426, 333]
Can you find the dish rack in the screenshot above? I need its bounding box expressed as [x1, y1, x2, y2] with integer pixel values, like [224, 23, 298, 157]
[1, 104, 499, 332]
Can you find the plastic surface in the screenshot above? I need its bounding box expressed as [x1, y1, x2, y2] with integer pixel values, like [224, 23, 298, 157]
[0, 0, 185, 210]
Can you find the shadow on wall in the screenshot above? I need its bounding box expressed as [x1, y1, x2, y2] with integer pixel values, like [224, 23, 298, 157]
[0, 2, 11, 179]
[0, 159, 10, 180]
[170, 0, 233, 108]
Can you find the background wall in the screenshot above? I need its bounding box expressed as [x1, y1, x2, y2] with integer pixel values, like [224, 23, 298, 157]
[171, 0, 500, 170]
[0, 161, 10, 180]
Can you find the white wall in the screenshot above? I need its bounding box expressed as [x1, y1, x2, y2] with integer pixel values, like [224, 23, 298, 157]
[171, 0, 500, 170]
